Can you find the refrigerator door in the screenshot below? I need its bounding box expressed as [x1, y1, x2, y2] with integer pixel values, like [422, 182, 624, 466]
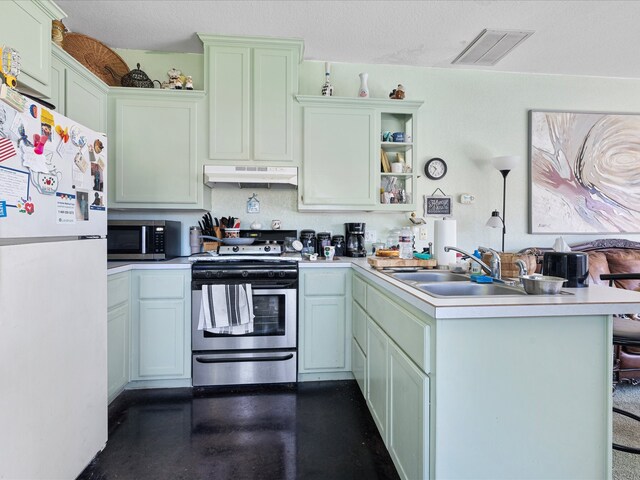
[0, 238, 107, 478]
[0, 97, 107, 239]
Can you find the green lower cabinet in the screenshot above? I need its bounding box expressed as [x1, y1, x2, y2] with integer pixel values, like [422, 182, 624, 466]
[388, 341, 429, 480]
[298, 268, 352, 377]
[351, 337, 366, 395]
[302, 296, 347, 370]
[357, 273, 430, 480]
[130, 270, 191, 381]
[107, 271, 131, 403]
[366, 318, 389, 440]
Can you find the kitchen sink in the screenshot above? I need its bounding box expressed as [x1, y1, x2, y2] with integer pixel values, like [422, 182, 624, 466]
[414, 282, 528, 297]
[390, 271, 470, 283]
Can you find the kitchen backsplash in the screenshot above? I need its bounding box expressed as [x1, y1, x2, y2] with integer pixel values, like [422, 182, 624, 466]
[108, 188, 414, 257]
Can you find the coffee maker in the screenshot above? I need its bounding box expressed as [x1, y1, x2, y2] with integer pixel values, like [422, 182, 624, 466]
[345, 222, 367, 257]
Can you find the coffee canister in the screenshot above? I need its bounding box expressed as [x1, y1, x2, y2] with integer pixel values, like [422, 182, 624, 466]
[332, 235, 345, 256]
[317, 232, 331, 257]
[300, 229, 316, 254]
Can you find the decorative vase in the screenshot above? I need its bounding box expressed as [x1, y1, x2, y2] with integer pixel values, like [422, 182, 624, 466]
[321, 62, 334, 96]
[358, 73, 369, 98]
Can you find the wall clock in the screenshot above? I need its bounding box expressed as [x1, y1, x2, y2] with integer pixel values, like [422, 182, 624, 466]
[424, 157, 447, 180]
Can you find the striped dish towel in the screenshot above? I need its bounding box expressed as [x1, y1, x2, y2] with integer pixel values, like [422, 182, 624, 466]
[198, 284, 254, 335]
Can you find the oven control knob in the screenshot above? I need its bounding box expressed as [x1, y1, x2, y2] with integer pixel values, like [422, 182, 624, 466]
[242, 271, 249, 278]
[268, 271, 275, 278]
[205, 271, 212, 278]
[278, 271, 286, 278]
[233, 246, 240, 252]
[264, 245, 271, 252]
[216, 271, 223, 278]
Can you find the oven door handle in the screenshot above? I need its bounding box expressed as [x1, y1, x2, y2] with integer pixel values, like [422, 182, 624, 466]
[195, 353, 294, 364]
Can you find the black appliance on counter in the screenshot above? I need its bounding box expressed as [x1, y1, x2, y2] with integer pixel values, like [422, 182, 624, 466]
[107, 220, 181, 260]
[542, 251, 589, 288]
[345, 222, 367, 257]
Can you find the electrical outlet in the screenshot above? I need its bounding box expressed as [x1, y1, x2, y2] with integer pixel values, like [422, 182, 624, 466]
[365, 230, 376, 242]
[460, 193, 476, 204]
[419, 226, 428, 240]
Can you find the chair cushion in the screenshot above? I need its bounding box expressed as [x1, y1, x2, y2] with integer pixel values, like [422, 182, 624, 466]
[587, 251, 611, 286]
[605, 249, 640, 290]
[613, 316, 640, 346]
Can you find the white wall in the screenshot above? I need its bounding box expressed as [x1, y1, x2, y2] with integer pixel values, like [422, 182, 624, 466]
[299, 61, 640, 252]
[110, 50, 640, 254]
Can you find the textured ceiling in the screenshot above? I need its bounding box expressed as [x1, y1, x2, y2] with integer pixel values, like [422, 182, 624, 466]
[56, 0, 640, 78]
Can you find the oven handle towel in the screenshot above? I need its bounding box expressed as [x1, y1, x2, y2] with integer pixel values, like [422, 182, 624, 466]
[198, 284, 255, 335]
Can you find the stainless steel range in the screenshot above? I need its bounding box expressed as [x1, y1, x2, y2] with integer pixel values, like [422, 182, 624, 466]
[191, 230, 299, 386]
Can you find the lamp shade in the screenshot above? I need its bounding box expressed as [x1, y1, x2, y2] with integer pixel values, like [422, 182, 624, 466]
[491, 155, 520, 171]
[486, 210, 503, 228]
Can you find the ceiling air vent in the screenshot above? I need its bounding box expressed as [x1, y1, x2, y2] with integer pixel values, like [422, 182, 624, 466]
[452, 29, 534, 66]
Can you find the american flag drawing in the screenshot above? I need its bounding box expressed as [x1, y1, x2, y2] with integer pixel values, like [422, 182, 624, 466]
[0, 137, 16, 162]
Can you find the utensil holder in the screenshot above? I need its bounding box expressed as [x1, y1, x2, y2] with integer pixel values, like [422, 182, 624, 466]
[203, 242, 219, 252]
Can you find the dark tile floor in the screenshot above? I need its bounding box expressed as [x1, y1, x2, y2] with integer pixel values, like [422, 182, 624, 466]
[78, 380, 399, 480]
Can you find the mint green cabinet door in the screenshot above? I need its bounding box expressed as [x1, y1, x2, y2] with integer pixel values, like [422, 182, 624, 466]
[130, 270, 190, 380]
[112, 94, 200, 204]
[388, 341, 429, 480]
[107, 302, 129, 402]
[2, 1, 62, 97]
[352, 300, 368, 353]
[135, 299, 186, 378]
[367, 318, 389, 442]
[207, 45, 251, 160]
[108, 271, 130, 403]
[352, 337, 366, 395]
[253, 48, 295, 162]
[50, 56, 65, 115]
[65, 68, 107, 134]
[301, 296, 347, 371]
[300, 107, 376, 207]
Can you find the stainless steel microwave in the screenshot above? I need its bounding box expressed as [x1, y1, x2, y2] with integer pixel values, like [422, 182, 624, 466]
[107, 220, 181, 260]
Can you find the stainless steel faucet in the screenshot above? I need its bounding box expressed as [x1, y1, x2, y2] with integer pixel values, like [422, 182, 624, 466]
[443, 246, 493, 276]
[478, 246, 502, 280]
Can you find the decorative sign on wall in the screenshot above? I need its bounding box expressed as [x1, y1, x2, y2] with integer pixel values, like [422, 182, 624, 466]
[530, 110, 640, 233]
[424, 189, 452, 217]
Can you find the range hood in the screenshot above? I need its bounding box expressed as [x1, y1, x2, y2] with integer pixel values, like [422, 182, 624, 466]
[203, 165, 298, 189]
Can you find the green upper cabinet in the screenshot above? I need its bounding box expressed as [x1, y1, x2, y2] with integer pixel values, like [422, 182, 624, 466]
[2, 1, 66, 99]
[296, 96, 423, 212]
[51, 45, 108, 133]
[107, 88, 211, 210]
[199, 34, 303, 164]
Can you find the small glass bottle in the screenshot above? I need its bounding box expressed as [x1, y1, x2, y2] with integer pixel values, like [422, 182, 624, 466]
[399, 227, 413, 259]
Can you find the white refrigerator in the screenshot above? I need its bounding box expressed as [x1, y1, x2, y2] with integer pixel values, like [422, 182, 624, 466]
[0, 96, 108, 479]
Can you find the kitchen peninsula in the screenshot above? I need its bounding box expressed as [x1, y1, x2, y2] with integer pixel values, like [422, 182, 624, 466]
[109, 258, 640, 480]
[348, 259, 640, 480]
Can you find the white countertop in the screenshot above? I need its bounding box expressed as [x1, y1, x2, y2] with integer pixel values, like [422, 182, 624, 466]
[107, 255, 353, 275]
[107, 257, 192, 275]
[350, 258, 640, 319]
[108, 256, 640, 319]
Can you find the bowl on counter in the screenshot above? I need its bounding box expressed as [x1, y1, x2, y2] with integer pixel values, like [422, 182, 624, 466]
[519, 274, 567, 295]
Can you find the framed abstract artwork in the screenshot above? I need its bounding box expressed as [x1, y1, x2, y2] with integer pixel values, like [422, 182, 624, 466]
[529, 110, 640, 233]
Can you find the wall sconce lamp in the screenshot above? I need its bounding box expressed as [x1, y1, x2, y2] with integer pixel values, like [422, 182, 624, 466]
[486, 155, 520, 252]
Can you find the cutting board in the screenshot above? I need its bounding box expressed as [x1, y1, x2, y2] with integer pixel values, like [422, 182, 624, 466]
[367, 257, 437, 269]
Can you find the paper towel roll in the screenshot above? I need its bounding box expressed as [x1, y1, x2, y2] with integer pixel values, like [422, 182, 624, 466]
[434, 218, 457, 268]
